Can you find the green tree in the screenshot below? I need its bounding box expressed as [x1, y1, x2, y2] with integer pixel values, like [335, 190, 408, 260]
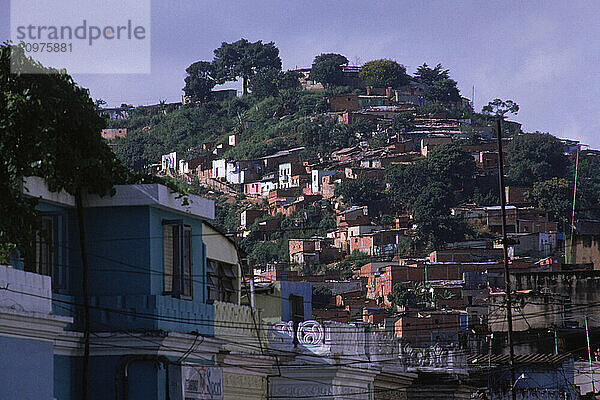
[481, 98, 519, 118]
[426, 143, 477, 198]
[385, 160, 429, 211]
[277, 70, 302, 90]
[183, 61, 216, 102]
[300, 116, 356, 154]
[214, 198, 240, 232]
[386, 143, 476, 212]
[426, 79, 461, 104]
[417, 101, 450, 116]
[414, 64, 461, 104]
[388, 283, 417, 308]
[349, 118, 376, 137]
[392, 111, 415, 134]
[574, 157, 600, 221]
[414, 63, 450, 85]
[334, 177, 382, 206]
[248, 69, 301, 99]
[248, 68, 280, 99]
[1, 44, 124, 256]
[212, 39, 282, 95]
[247, 239, 288, 265]
[309, 53, 348, 88]
[505, 132, 567, 186]
[528, 178, 572, 225]
[358, 59, 410, 88]
[413, 182, 470, 248]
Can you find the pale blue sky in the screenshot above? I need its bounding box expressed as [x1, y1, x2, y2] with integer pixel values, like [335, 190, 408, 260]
[2, 1, 599, 147]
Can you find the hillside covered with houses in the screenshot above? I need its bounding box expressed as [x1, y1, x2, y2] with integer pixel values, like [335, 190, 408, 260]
[6, 37, 600, 400]
[99, 43, 600, 386]
[104, 45, 600, 278]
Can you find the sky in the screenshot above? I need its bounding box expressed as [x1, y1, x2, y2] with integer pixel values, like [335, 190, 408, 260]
[2, 0, 599, 147]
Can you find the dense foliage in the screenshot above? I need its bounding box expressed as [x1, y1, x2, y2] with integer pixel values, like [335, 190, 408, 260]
[334, 177, 383, 206]
[1, 44, 125, 258]
[505, 132, 567, 186]
[212, 39, 282, 94]
[358, 59, 410, 88]
[385, 143, 477, 247]
[183, 61, 215, 101]
[414, 63, 461, 104]
[309, 53, 348, 88]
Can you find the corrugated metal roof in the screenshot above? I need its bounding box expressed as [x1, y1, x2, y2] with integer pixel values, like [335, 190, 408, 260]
[468, 353, 572, 366]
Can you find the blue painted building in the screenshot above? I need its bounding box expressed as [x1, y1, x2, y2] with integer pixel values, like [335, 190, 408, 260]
[254, 280, 312, 325]
[0, 264, 72, 400]
[2, 177, 241, 400]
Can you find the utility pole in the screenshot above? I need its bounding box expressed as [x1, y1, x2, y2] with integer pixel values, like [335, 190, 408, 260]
[496, 118, 517, 400]
[568, 145, 580, 263]
[586, 316, 596, 394]
[75, 188, 91, 400]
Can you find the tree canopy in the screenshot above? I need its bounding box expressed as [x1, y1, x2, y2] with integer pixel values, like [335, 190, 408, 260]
[277, 70, 302, 91]
[426, 143, 476, 197]
[528, 178, 572, 225]
[414, 63, 461, 104]
[505, 132, 567, 186]
[248, 68, 280, 99]
[1, 44, 124, 256]
[392, 111, 415, 134]
[482, 98, 519, 118]
[412, 182, 470, 248]
[388, 283, 417, 309]
[385, 160, 429, 211]
[212, 38, 282, 94]
[183, 61, 216, 102]
[358, 59, 410, 88]
[425, 79, 461, 104]
[334, 176, 383, 206]
[385, 142, 476, 211]
[309, 53, 348, 88]
[414, 63, 450, 85]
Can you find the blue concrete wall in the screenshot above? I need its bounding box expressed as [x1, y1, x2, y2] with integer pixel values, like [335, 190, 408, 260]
[84, 354, 213, 400]
[54, 355, 82, 400]
[83, 207, 151, 297]
[0, 335, 54, 400]
[60, 205, 214, 336]
[280, 281, 312, 321]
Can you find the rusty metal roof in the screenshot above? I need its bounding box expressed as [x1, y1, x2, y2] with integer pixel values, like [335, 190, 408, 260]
[468, 353, 572, 366]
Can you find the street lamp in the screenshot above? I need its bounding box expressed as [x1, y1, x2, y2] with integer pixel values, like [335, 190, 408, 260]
[512, 373, 528, 389]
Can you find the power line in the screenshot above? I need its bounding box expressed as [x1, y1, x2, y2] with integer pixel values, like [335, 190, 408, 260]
[5, 284, 600, 349]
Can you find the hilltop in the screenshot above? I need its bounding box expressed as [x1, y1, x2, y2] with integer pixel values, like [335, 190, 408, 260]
[102, 43, 600, 274]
